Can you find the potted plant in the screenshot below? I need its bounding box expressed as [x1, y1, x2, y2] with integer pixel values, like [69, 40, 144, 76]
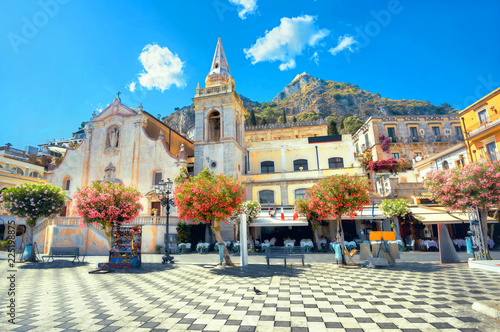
[155, 244, 163, 254]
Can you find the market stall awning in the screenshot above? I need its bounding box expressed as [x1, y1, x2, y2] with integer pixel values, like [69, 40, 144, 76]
[409, 206, 498, 224]
[250, 210, 308, 227]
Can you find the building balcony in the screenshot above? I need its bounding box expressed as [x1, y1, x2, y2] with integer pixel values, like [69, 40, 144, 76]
[468, 117, 500, 138]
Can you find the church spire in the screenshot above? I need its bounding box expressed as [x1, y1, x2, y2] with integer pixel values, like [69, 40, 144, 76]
[205, 37, 235, 88]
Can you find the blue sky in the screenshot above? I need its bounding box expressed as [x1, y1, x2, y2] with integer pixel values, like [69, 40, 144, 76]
[1, 0, 500, 148]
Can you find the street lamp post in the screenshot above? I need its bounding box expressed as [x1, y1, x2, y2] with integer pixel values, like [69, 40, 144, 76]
[154, 178, 175, 264]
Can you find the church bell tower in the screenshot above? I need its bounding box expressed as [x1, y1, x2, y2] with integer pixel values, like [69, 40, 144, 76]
[193, 38, 246, 179]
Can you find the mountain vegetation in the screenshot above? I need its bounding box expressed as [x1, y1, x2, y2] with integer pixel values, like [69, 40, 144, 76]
[163, 72, 456, 137]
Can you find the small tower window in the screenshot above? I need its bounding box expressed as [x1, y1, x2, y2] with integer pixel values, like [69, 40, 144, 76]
[208, 110, 221, 142]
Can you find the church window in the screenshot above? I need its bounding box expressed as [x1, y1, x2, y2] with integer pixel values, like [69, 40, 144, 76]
[293, 159, 308, 171]
[259, 190, 275, 204]
[154, 172, 163, 185]
[208, 111, 221, 142]
[210, 161, 217, 168]
[260, 161, 275, 174]
[63, 177, 71, 191]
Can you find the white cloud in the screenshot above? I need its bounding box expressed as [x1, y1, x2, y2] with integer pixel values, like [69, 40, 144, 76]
[127, 82, 136, 92]
[229, 0, 257, 19]
[329, 35, 357, 56]
[244, 15, 329, 71]
[137, 44, 186, 92]
[310, 51, 319, 65]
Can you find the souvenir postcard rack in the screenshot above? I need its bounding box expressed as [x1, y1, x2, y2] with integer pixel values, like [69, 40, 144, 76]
[98, 224, 142, 269]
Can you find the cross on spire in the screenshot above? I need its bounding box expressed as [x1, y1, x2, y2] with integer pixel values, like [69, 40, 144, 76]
[116, 91, 122, 98]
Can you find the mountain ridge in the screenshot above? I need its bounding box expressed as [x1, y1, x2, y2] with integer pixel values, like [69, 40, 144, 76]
[163, 73, 456, 138]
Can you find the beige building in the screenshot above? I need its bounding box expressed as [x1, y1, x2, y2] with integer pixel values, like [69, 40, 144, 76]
[353, 115, 463, 162]
[47, 97, 194, 217]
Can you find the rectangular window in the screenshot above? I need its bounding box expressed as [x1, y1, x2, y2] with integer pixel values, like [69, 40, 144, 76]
[410, 127, 419, 138]
[478, 110, 488, 125]
[454, 126, 463, 137]
[65, 179, 70, 191]
[261, 161, 275, 174]
[293, 159, 308, 171]
[486, 142, 498, 162]
[392, 153, 399, 159]
[259, 190, 275, 204]
[432, 127, 441, 136]
[387, 127, 396, 139]
[328, 157, 344, 169]
[154, 172, 163, 185]
[364, 133, 370, 148]
[294, 189, 306, 200]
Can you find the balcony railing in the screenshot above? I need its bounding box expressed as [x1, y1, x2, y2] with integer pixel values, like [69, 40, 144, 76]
[468, 116, 500, 138]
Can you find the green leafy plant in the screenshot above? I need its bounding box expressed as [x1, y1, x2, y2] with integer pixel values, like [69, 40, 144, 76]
[1, 182, 66, 227]
[176, 222, 192, 243]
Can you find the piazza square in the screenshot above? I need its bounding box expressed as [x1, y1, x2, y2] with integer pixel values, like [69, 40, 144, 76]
[1, 1, 500, 331]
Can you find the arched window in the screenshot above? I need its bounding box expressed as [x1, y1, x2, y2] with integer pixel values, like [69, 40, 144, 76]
[30, 171, 40, 178]
[11, 167, 24, 175]
[328, 157, 344, 169]
[63, 177, 71, 191]
[293, 159, 308, 171]
[294, 188, 307, 200]
[153, 171, 163, 185]
[442, 161, 449, 170]
[208, 110, 221, 142]
[260, 161, 275, 174]
[259, 190, 275, 204]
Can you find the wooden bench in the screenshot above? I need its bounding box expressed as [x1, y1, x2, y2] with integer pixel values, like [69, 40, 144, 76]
[265, 246, 305, 266]
[42, 247, 83, 263]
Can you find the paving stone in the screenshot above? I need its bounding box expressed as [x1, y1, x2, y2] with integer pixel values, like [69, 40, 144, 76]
[1, 252, 500, 332]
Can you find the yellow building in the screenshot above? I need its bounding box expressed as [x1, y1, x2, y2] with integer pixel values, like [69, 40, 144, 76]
[0, 145, 47, 196]
[242, 124, 363, 243]
[459, 87, 500, 163]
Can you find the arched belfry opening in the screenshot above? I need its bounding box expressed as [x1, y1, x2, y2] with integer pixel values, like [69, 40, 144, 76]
[208, 110, 221, 142]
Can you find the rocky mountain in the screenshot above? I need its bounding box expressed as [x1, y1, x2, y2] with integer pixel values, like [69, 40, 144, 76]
[163, 73, 456, 137]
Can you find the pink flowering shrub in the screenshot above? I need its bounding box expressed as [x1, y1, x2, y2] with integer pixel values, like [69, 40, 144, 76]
[379, 134, 391, 153]
[424, 161, 500, 257]
[174, 168, 245, 225]
[1, 182, 66, 227]
[174, 168, 245, 265]
[296, 174, 371, 261]
[423, 161, 500, 212]
[73, 182, 143, 228]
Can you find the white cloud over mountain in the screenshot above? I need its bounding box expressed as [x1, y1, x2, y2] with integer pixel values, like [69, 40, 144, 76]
[244, 15, 329, 71]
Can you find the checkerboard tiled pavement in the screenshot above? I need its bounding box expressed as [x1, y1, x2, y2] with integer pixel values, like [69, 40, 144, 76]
[1, 253, 500, 332]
